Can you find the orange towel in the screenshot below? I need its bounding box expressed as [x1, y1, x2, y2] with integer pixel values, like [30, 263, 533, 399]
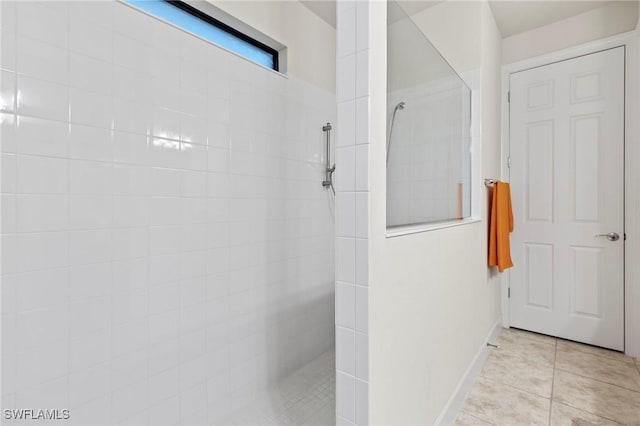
[488, 181, 514, 272]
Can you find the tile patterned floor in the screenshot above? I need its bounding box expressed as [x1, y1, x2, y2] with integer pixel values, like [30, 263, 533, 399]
[221, 349, 335, 426]
[455, 329, 640, 426]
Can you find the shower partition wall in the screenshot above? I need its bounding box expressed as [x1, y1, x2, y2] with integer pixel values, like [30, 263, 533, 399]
[386, 1, 472, 229]
[0, 1, 335, 424]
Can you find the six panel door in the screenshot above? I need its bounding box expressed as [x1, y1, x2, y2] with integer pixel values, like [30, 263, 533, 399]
[509, 47, 625, 351]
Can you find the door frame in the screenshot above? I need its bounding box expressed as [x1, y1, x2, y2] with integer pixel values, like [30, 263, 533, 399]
[500, 30, 640, 357]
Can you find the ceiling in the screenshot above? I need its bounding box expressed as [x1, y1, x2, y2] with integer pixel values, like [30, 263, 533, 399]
[489, 1, 614, 37]
[300, 1, 336, 27]
[300, 0, 630, 38]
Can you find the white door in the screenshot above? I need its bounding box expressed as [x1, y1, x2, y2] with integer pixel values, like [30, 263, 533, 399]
[509, 47, 625, 351]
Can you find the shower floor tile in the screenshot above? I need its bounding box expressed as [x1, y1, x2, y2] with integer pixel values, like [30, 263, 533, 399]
[219, 349, 336, 426]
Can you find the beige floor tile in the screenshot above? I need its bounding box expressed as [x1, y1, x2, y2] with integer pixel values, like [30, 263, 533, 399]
[480, 347, 554, 397]
[460, 376, 550, 426]
[550, 401, 623, 426]
[496, 328, 556, 348]
[557, 339, 635, 365]
[454, 411, 494, 426]
[556, 348, 640, 392]
[553, 370, 640, 425]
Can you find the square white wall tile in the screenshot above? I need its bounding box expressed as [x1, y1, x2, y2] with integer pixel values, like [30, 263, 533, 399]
[16, 2, 69, 49]
[336, 372, 356, 422]
[16, 155, 69, 194]
[355, 378, 369, 426]
[1, 70, 16, 114]
[336, 281, 356, 329]
[16, 194, 68, 232]
[355, 51, 370, 100]
[355, 1, 370, 52]
[337, 54, 356, 103]
[355, 96, 370, 144]
[70, 18, 113, 63]
[16, 268, 68, 313]
[16, 36, 69, 85]
[355, 286, 368, 333]
[1, 113, 17, 153]
[17, 116, 70, 158]
[355, 145, 369, 192]
[337, 100, 356, 148]
[336, 237, 356, 283]
[336, 326, 356, 375]
[355, 332, 368, 381]
[16, 231, 68, 273]
[2, 193, 17, 233]
[1, 153, 17, 193]
[335, 146, 356, 192]
[355, 238, 369, 286]
[16, 75, 69, 122]
[355, 192, 369, 238]
[336, 192, 356, 237]
[337, 4, 356, 58]
[70, 88, 112, 128]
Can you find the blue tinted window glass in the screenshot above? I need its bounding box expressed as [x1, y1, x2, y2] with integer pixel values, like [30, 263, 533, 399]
[127, 0, 276, 70]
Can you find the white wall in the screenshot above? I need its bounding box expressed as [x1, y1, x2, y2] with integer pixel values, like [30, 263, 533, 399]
[367, 1, 503, 424]
[410, 1, 482, 74]
[502, 1, 639, 65]
[0, 1, 335, 424]
[213, 0, 336, 93]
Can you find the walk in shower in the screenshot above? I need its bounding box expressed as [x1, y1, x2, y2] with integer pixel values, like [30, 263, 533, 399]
[0, 1, 336, 424]
[386, 0, 472, 229]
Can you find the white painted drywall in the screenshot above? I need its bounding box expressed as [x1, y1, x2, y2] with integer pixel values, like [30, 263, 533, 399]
[368, 1, 503, 424]
[502, 1, 639, 65]
[212, 0, 336, 93]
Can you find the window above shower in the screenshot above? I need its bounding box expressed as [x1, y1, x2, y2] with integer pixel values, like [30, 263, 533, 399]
[125, 0, 282, 71]
[386, 0, 473, 232]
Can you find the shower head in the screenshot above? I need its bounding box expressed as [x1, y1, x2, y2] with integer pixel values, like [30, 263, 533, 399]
[387, 101, 406, 164]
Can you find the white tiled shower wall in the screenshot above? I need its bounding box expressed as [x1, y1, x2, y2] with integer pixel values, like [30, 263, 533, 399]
[0, 1, 336, 424]
[335, 1, 370, 425]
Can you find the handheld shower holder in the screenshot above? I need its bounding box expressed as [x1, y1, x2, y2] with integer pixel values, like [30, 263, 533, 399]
[322, 164, 335, 188]
[322, 123, 335, 194]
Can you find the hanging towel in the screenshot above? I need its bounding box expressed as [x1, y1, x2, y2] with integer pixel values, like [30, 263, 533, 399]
[488, 181, 514, 272]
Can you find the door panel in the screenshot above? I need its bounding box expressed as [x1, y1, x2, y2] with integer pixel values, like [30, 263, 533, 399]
[509, 47, 625, 351]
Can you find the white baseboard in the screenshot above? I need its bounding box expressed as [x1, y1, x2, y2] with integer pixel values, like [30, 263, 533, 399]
[434, 318, 504, 426]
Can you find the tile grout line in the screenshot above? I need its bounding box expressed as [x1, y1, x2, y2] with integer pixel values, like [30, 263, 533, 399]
[553, 341, 639, 425]
[552, 367, 640, 394]
[551, 400, 626, 426]
[547, 338, 557, 426]
[478, 374, 555, 401]
[458, 410, 497, 426]
[556, 342, 637, 365]
[476, 343, 556, 400]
